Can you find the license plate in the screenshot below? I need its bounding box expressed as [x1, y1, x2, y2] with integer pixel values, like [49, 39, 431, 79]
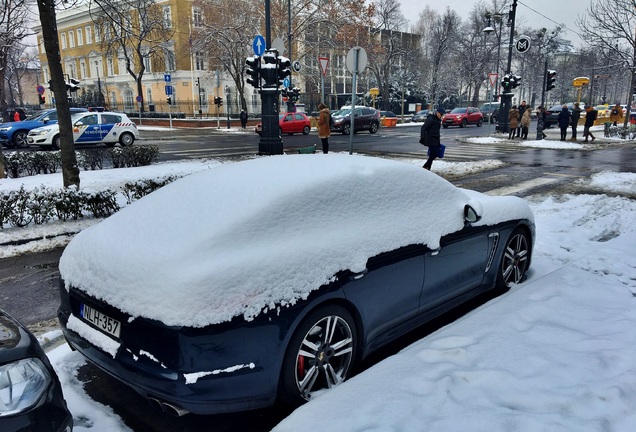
[81, 304, 121, 339]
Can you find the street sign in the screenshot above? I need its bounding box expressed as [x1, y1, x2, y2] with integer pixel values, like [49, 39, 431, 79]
[164, 73, 171, 82]
[515, 35, 531, 53]
[318, 57, 329, 76]
[346, 46, 367, 74]
[488, 73, 498, 88]
[369, 88, 379, 96]
[165, 85, 173, 95]
[573, 77, 591, 87]
[283, 77, 291, 88]
[292, 61, 302, 72]
[253, 35, 265, 56]
[36, 85, 45, 95]
[136, 95, 142, 102]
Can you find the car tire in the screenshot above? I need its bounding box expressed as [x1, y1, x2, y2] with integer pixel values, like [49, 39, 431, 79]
[496, 228, 531, 291]
[14, 131, 29, 148]
[443, 124, 449, 129]
[369, 122, 379, 134]
[51, 135, 61, 150]
[280, 304, 357, 407]
[461, 119, 467, 128]
[343, 123, 350, 135]
[302, 125, 310, 135]
[477, 118, 483, 127]
[119, 132, 134, 146]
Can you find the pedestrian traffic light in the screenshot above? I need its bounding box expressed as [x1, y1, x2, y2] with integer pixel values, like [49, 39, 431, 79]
[66, 78, 80, 93]
[290, 87, 300, 103]
[546, 70, 557, 92]
[510, 74, 522, 89]
[501, 74, 511, 93]
[214, 96, 223, 106]
[38, 95, 45, 104]
[277, 56, 291, 88]
[245, 56, 261, 89]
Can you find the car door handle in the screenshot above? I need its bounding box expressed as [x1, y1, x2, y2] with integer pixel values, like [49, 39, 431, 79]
[349, 269, 367, 281]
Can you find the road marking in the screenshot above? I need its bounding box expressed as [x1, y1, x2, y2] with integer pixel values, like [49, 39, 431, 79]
[486, 177, 560, 196]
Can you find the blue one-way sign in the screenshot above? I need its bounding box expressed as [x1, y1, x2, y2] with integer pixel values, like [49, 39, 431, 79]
[165, 85, 172, 95]
[253, 35, 265, 56]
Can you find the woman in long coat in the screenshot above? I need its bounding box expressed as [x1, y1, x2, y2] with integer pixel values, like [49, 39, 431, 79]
[520, 108, 531, 139]
[508, 106, 520, 139]
[609, 103, 623, 126]
[317, 103, 331, 154]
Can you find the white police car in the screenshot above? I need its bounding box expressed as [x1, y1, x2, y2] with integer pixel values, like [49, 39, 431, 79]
[27, 111, 139, 149]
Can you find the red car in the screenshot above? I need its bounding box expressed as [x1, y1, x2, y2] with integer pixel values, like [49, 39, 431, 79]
[255, 112, 311, 136]
[442, 107, 484, 128]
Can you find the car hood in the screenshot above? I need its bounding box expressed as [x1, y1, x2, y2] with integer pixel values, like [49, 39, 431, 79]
[0, 120, 43, 130]
[29, 124, 58, 133]
[59, 155, 534, 327]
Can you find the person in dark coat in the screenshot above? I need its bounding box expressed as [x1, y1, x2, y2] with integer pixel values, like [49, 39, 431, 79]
[557, 105, 571, 141]
[584, 105, 597, 142]
[239, 110, 248, 129]
[570, 102, 582, 140]
[537, 106, 547, 139]
[420, 106, 444, 170]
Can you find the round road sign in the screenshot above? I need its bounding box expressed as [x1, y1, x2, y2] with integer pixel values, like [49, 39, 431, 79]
[346, 46, 368, 74]
[36, 85, 45, 94]
[515, 35, 531, 53]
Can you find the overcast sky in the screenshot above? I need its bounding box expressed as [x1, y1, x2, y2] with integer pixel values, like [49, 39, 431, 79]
[398, 0, 593, 47]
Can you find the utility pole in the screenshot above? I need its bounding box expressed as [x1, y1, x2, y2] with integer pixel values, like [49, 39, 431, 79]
[497, 0, 517, 134]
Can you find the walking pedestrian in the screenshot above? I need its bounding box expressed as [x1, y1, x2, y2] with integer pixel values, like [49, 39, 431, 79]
[609, 103, 623, 126]
[516, 101, 527, 137]
[239, 109, 248, 129]
[537, 106, 547, 139]
[520, 107, 531, 139]
[420, 107, 444, 170]
[508, 105, 520, 139]
[558, 105, 571, 141]
[584, 105, 598, 142]
[317, 103, 331, 154]
[571, 102, 582, 140]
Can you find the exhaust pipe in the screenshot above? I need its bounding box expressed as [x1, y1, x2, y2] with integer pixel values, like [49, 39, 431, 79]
[147, 396, 190, 417]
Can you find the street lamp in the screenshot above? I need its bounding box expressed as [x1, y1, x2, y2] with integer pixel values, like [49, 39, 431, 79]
[483, 12, 504, 101]
[225, 86, 231, 129]
[496, 0, 518, 134]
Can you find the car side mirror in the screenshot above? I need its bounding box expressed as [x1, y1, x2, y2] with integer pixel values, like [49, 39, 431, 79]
[464, 202, 482, 224]
[42, 117, 50, 123]
[75, 121, 84, 126]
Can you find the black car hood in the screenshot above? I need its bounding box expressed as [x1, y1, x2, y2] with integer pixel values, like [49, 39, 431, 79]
[0, 309, 44, 363]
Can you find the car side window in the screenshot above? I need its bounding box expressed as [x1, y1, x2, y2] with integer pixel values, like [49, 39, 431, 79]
[79, 114, 98, 125]
[294, 114, 304, 121]
[101, 114, 121, 124]
[284, 115, 293, 122]
[47, 112, 58, 121]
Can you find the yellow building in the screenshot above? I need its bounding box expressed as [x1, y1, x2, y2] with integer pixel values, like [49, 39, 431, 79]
[33, 0, 238, 117]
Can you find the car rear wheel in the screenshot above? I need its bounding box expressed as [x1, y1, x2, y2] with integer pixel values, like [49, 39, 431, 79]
[342, 123, 351, 135]
[302, 125, 310, 135]
[14, 131, 29, 148]
[461, 119, 467, 128]
[51, 135, 61, 150]
[119, 132, 134, 146]
[496, 228, 530, 291]
[369, 122, 379, 133]
[280, 305, 356, 406]
[477, 118, 483, 127]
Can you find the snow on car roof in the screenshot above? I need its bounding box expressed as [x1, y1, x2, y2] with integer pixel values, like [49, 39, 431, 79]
[59, 154, 533, 327]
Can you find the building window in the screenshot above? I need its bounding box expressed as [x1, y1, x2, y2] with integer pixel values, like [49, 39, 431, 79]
[110, 92, 117, 109]
[68, 31, 75, 48]
[163, 6, 172, 28]
[195, 51, 204, 71]
[107, 57, 114, 76]
[146, 88, 153, 104]
[85, 26, 92, 44]
[61, 33, 67, 50]
[93, 59, 102, 78]
[80, 60, 86, 79]
[124, 90, 134, 110]
[77, 28, 83, 46]
[165, 50, 175, 71]
[193, 7, 203, 27]
[95, 25, 101, 43]
[143, 55, 152, 73]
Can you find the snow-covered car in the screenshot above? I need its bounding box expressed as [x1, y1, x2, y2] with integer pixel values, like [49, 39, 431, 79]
[57, 154, 534, 416]
[27, 111, 138, 149]
[0, 308, 73, 431]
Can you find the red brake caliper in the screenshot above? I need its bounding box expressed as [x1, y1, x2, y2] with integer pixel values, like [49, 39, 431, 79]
[297, 355, 305, 379]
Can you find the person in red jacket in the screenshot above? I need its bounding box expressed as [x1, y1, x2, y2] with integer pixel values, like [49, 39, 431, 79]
[13, 110, 20, 121]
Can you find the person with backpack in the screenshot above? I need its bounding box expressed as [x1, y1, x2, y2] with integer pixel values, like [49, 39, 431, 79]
[317, 103, 331, 154]
[609, 103, 623, 126]
[420, 106, 444, 170]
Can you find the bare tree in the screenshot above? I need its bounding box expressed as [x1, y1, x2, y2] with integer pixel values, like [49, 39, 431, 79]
[578, 0, 636, 126]
[90, 0, 174, 113]
[36, 0, 80, 187]
[425, 8, 461, 109]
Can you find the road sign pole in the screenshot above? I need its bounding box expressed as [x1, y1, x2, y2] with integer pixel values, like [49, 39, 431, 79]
[349, 48, 359, 155]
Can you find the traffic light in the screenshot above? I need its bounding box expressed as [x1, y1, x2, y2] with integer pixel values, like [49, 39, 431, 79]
[38, 95, 45, 104]
[510, 74, 522, 89]
[261, 50, 278, 87]
[214, 96, 223, 106]
[67, 77, 80, 93]
[501, 74, 511, 93]
[245, 56, 261, 88]
[166, 96, 172, 105]
[277, 55, 291, 88]
[546, 70, 557, 92]
[290, 87, 300, 103]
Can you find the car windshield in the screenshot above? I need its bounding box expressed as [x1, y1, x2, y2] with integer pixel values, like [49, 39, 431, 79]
[71, 113, 88, 122]
[480, 105, 496, 112]
[450, 108, 467, 114]
[27, 111, 50, 121]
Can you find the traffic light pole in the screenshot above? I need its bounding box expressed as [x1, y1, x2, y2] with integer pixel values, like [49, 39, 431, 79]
[496, 0, 517, 134]
[536, 59, 548, 140]
[259, 49, 283, 155]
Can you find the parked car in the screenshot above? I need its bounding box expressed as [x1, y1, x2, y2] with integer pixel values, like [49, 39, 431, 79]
[545, 103, 587, 128]
[411, 110, 430, 122]
[442, 107, 484, 128]
[331, 106, 381, 134]
[255, 112, 311, 136]
[0, 308, 73, 431]
[27, 111, 139, 149]
[0, 108, 88, 148]
[380, 111, 397, 118]
[479, 102, 501, 124]
[57, 154, 534, 416]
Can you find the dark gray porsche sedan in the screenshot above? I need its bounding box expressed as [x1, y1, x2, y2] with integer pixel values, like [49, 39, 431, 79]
[57, 155, 534, 416]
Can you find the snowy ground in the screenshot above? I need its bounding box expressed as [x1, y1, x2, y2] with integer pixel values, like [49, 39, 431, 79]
[2, 143, 635, 431]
